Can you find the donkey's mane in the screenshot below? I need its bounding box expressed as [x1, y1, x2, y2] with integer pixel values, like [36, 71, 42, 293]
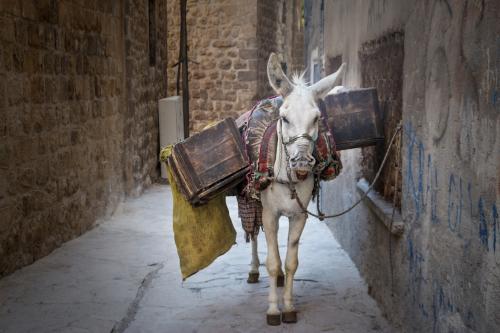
[290, 71, 308, 88]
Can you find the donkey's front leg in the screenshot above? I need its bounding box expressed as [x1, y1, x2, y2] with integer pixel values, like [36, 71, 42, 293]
[282, 213, 307, 323]
[262, 208, 282, 325]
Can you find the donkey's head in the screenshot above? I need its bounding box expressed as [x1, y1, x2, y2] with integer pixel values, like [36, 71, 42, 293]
[267, 53, 346, 181]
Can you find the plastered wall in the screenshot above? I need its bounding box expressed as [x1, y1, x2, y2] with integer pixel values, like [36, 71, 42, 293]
[317, 0, 500, 331]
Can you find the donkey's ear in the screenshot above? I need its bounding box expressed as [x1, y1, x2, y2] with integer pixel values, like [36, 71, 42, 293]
[310, 63, 347, 99]
[267, 53, 293, 97]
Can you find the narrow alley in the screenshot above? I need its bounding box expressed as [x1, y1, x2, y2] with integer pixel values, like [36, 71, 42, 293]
[0, 185, 393, 333]
[1, 1, 498, 332]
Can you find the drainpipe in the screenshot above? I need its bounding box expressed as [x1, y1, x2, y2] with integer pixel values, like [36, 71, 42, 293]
[180, 0, 189, 138]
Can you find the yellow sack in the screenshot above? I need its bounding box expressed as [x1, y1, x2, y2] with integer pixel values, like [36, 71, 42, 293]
[161, 146, 236, 280]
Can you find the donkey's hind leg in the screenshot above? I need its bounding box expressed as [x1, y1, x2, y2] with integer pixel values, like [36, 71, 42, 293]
[247, 236, 260, 283]
[282, 213, 307, 323]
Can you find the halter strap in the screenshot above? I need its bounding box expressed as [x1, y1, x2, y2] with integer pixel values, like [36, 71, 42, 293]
[282, 133, 315, 145]
[280, 118, 316, 146]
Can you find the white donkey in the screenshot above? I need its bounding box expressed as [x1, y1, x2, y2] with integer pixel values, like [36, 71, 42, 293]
[250, 53, 346, 325]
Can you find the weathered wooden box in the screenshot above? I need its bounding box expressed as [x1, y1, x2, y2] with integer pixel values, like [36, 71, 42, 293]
[167, 118, 250, 206]
[320, 88, 384, 151]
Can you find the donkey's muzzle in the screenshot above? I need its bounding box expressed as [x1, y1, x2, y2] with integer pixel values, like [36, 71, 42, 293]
[290, 154, 315, 169]
[290, 154, 315, 180]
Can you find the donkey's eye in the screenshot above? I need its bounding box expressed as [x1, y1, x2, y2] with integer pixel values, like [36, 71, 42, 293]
[282, 117, 289, 124]
[314, 116, 319, 123]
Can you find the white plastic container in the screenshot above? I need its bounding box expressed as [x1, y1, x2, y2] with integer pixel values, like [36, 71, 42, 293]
[158, 96, 184, 179]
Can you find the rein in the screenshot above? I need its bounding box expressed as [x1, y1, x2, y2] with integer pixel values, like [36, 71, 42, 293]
[279, 120, 403, 221]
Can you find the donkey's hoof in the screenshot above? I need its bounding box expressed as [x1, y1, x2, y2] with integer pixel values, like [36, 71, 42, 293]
[267, 314, 281, 326]
[277, 275, 285, 287]
[282, 311, 297, 323]
[247, 272, 259, 284]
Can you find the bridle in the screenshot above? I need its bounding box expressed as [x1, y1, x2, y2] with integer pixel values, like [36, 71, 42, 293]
[281, 132, 315, 146]
[279, 117, 317, 147]
[277, 118, 321, 205]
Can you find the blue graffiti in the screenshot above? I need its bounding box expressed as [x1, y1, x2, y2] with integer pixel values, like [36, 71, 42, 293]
[432, 281, 459, 333]
[492, 89, 499, 108]
[405, 122, 425, 220]
[478, 197, 488, 250]
[427, 154, 440, 224]
[447, 174, 463, 234]
[431, 165, 439, 224]
[405, 122, 498, 255]
[407, 234, 427, 305]
[493, 204, 498, 252]
[419, 303, 429, 318]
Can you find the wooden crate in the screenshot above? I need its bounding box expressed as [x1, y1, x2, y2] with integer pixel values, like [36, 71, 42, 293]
[320, 88, 384, 151]
[168, 118, 249, 206]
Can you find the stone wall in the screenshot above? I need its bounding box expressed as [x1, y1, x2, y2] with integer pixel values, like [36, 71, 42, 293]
[0, 0, 167, 277]
[124, 0, 168, 195]
[167, 0, 303, 133]
[308, 0, 500, 331]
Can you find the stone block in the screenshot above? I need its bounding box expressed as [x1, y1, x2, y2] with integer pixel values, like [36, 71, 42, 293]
[239, 49, 258, 59]
[222, 72, 236, 81]
[248, 60, 257, 70]
[237, 70, 257, 81]
[218, 59, 231, 70]
[233, 60, 247, 70]
[21, 0, 38, 20]
[18, 167, 36, 189]
[6, 77, 23, 106]
[0, 16, 15, 42]
[24, 49, 43, 73]
[192, 71, 206, 79]
[0, 0, 21, 16]
[209, 71, 220, 80]
[2, 44, 13, 71]
[29, 76, 44, 104]
[44, 77, 57, 103]
[226, 50, 238, 58]
[212, 40, 236, 48]
[0, 142, 9, 169]
[11, 45, 24, 72]
[223, 92, 236, 101]
[27, 23, 45, 48]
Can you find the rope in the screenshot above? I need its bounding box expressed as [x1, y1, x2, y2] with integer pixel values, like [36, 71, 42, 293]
[389, 125, 402, 297]
[283, 121, 403, 220]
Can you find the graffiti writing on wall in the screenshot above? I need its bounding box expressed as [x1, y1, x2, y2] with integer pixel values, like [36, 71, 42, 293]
[404, 119, 499, 331]
[405, 121, 499, 253]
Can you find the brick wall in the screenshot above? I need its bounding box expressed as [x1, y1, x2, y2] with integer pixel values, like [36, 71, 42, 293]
[167, 0, 303, 133]
[0, 0, 167, 277]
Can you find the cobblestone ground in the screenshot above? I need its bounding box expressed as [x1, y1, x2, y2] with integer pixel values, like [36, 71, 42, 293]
[0, 185, 394, 333]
